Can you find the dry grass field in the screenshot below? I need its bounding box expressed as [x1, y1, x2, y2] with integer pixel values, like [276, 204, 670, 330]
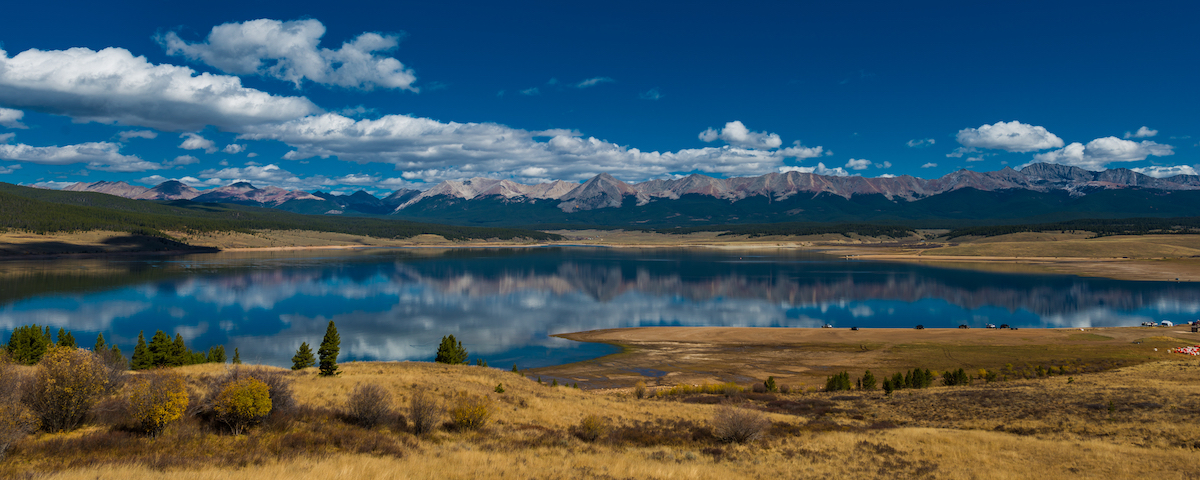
[541, 327, 1196, 390]
[6, 355, 1200, 480]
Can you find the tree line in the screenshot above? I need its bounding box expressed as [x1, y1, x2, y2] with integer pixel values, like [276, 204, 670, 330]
[0, 183, 563, 241]
[947, 216, 1200, 238]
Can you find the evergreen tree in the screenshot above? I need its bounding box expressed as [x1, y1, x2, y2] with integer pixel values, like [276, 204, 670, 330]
[861, 370, 877, 390]
[232, 348, 242, 365]
[318, 321, 340, 376]
[207, 345, 227, 363]
[511, 364, 519, 373]
[147, 330, 172, 367]
[292, 342, 315, 370]
[109, 344, 127, 369]
[170, 333, 188, 366]
[131, 331, 151, 370]
[6, 324, 52, 365]
[434, 335, 468, 365]
[94, 333, 106, 353]
[883, 378, 894, 396]
[764, 376, 778, 393]
[56, 328, 76, 348]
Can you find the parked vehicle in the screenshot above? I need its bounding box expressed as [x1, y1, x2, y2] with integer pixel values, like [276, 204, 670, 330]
[1160, 320, 1174, 327]
[986, 323, 997, 329]
[999, 324, 1010, 329]
[958, 325, 969, 329]
[850, 327, 859, 331]
[914, 325, 925, 330]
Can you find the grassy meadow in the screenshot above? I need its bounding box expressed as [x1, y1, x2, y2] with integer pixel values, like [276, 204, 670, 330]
[4, 353, 1200, 479]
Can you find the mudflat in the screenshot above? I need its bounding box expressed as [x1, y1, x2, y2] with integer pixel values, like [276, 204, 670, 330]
[539, 326, 1197, 390]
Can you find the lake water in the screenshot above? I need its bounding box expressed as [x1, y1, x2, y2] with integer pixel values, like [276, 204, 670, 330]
[1, 247, 1197, 369]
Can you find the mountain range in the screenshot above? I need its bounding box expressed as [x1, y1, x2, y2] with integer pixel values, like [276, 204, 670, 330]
[60, 163, 1200, 227]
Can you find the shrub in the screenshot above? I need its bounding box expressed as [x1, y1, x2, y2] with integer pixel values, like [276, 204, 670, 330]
[634, 380, 647, 399]
[711, 404, 768, 443]
[574, 414, 609, 442]
[346, 383, 392, 428]
[494, 383, 505, 393]
[126, 369, 189, 436]
[0, 355, 38, 459]
[24, 345, 110, 432]
[213, 377, 272, 435]
[204, 366, 296, 416]
[449, 392, 492, 430]
[408, 390, 442, 435]
[434, 335, 468, 365]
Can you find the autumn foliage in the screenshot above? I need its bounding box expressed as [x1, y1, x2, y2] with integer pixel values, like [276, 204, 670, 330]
[127, 369, 189, 436]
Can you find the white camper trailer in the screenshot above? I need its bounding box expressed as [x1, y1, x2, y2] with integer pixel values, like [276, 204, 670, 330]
[1160, 320, 1174, 327]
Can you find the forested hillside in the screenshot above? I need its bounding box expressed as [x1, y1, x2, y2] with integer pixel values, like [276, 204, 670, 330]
[0, 183, 562, 241]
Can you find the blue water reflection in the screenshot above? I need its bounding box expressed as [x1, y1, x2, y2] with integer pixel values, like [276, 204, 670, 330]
[1, 247, 1197, 368]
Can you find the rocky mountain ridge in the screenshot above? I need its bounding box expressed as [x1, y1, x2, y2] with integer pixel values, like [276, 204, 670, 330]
[60, 163, 1200, 216]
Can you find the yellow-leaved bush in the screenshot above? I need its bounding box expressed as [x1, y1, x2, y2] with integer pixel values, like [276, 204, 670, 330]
[449, 391, 492, 430]
[213, 377, 271, 435]
[127, 370, 188, 436]
[25, 345, 109, 432]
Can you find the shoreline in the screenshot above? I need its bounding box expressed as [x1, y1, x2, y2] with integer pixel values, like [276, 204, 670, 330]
[4, 229, 1200, 282]
[533, 325, 1198, 389]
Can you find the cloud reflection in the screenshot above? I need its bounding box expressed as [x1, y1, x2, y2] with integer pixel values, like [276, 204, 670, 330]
[2, 248, 1198, 368]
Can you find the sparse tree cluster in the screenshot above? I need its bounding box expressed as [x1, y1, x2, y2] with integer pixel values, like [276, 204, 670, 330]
[129, 330, 227, 370]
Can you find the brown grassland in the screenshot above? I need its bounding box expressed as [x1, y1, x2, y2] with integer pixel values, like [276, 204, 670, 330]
[5, 344, 1200, 479]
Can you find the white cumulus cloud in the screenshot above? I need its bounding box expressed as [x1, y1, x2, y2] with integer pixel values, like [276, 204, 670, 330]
[0, 107, 27, 128]
[0, 141, 161, 172]
[906, 138, 934, 148]
[1131, 165, 1197, 178]
[118, 130, 157, 141]
[166, 155, 200, 166]
[1125, 126, 1158, 139]
[956, 121, 1064, 152]
[779, 163, 848, 176]
[237, 113, 826, 184]
[160, 19, 417, 91]
[0, 46, 320, 132]
[223, 143, 246, 154]
[844, 158, 871, 170]
[179, 133, 217, 153]
[0, 164, 20, 174]
[698, 121, 783, 150]
[921, 162, 937, 168]
[0, 133, 13, 143]
[1032, 137, 1174, 171]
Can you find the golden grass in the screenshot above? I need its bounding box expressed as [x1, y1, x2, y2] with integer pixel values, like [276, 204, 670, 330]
[545, 326, 1194, 389]
[923, 233, 1200, 259]
[8, 357, 1200, 479]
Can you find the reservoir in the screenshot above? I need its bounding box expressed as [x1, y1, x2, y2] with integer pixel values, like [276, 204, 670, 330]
[1, 247, 1197, 368]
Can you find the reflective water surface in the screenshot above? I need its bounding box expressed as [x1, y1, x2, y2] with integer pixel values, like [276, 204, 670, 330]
[2, 247, 1197, 368]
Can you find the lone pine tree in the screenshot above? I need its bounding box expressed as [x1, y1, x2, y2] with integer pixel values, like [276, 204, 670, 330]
[435, 334, 468, 365]
[292, 342, 315, 370]
[318, 321, 340, 376]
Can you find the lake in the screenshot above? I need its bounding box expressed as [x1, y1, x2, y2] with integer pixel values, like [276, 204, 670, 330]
[1, 247, 1197, 369]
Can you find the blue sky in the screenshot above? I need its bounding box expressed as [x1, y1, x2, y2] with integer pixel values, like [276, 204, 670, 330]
[0, 0, 1196, 196]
